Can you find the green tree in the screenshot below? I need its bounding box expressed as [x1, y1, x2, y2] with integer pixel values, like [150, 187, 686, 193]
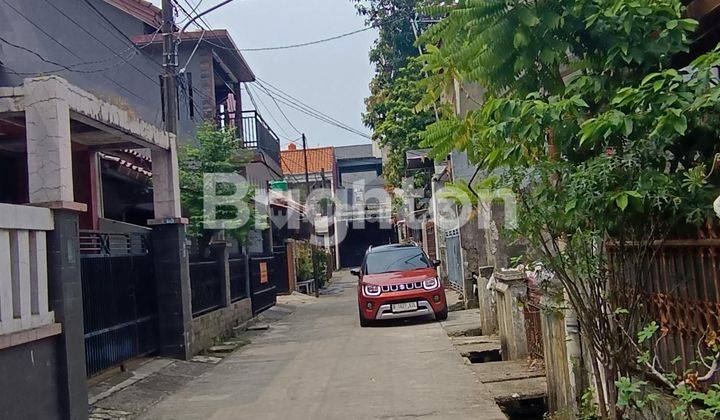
[179, 124, 260, 254]
[353, 0, 437, 186]
[418, 0, 719, 416]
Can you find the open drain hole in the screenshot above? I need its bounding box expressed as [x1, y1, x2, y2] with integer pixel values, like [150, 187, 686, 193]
[497, 396, 547, 419]
[465, 349, 502, 363]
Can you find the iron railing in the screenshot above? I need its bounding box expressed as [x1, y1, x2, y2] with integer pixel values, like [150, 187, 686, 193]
[189, 259, 224, 317]
[608, 239, 720, 385]
[241, 110, 281, 164]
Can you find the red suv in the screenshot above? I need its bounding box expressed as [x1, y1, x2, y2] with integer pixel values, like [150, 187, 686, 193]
[353, 244, 447, 327]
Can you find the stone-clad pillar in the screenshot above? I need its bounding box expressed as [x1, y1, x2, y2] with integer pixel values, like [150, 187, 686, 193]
[149, 137, 192, 360]
[24, 77, 89, 419]
[24, 77, 74, 206]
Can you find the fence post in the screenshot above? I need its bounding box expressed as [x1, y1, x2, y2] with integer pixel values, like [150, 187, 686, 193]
[491, 269, 528, 360]
[45, 207, 89, 419]
[150, 222, 192, 360]
[476, 265, 498, 335]
[540, 294, 575, 415]
[211, 241, 231, 307]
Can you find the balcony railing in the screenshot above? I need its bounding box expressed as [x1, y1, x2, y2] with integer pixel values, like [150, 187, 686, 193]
[241, 110, 281, 164]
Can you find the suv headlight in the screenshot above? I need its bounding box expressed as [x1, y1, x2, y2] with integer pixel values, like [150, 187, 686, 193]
[423, 277, 440, 290]
[363, 284, 381, 297]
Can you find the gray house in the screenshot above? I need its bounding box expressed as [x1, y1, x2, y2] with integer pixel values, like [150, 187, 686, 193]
[0, 1, 283, 418]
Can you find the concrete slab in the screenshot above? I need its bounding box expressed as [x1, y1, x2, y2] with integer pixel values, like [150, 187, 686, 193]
[440, 308, 482, 336]
[468, 359, 545, 383]
[490, 376, 547, 403]
[140, 271, 507, 420]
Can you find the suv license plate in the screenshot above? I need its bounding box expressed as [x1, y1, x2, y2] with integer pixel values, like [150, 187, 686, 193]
[392, 302, 418, 313]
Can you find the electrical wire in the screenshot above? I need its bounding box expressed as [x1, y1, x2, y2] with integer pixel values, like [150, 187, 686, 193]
[239, 27, 374, 52]
[243, 83, 295, 139]
[253, 79, 371, 139]
[0, 0, 148, 102]
[250, 82, 303, 136]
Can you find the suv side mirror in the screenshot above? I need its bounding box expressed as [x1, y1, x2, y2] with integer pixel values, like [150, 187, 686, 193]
[350, 268, 361, 277]
[432, 259, 441, 268]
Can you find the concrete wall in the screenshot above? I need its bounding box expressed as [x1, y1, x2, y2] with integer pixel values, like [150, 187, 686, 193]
[0, 0, 211, 145]
[190, 298, 252, 355]
[0, 336, 63, 419]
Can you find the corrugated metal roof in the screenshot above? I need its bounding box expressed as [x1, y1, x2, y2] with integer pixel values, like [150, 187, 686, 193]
[334, 144, 373, 160]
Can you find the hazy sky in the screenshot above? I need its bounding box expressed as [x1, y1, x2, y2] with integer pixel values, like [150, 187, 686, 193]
[153, 0, 377, 148]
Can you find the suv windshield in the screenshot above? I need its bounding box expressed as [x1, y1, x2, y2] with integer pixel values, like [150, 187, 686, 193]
[364, 247, 430, 274]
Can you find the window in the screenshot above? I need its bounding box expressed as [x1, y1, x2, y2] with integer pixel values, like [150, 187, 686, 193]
[363, 247, 430, 274]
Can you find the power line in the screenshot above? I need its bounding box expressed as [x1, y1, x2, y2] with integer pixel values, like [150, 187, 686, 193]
[250, 82, 303, 136]
[243, 83, 295, 139]
[239, 27, 374, 52]
[0, 0, 148, 102]
[253, 79, 371, 139]
[262, 91, 371, 140]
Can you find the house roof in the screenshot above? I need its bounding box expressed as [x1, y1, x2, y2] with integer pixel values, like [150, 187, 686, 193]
[103, 0, 162, 28]
[133, 30, 255, 82]
[281, 146, 335, 175]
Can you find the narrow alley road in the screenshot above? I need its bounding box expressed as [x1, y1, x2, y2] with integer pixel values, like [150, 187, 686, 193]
[142, 271, 505, 419]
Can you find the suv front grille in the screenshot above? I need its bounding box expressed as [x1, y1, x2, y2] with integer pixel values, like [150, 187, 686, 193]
[381, 282, 423, 293]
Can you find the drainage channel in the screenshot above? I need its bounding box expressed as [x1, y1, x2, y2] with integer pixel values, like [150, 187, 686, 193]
[497, 397, 547, 420]
[464, 349, 502, 363]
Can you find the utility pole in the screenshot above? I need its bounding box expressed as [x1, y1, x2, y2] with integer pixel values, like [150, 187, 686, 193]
[301, 134, 319, 297]
[302, 133, 310, 196]
[162, 0, 179, 135]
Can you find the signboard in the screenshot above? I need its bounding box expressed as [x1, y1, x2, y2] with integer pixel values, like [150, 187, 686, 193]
[269, 180, 289, 191]
[259, 262, 268, 284]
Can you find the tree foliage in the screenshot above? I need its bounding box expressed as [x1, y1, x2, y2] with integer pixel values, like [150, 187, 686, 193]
[417, 0, 720, 416]
[353, 0, 437, 186]
[179, 124, 258, 251]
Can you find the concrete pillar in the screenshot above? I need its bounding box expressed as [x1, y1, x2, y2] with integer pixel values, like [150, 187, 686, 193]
[24, 77, 89, 419]
[476, 265, 498, 335]
[211, 241, 231, 307]
[46, 209, 88, 419]
[150, 223, 192, 360]
[149, 134, 192, 359]
[541, 295, 575, 414]
[150, 137, 182, 221]
[492, 269, 528, 360]
[24, 78, 73, 205]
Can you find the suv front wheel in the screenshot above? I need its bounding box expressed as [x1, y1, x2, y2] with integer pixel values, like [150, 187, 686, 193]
[435, 306, 448, 321]
[359, 307, 373, 327]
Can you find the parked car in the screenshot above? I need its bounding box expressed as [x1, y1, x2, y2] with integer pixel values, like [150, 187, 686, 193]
[353, 243, 447, 327]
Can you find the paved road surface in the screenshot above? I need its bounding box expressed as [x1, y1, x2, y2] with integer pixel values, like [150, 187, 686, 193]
[142, 271, 505, 420]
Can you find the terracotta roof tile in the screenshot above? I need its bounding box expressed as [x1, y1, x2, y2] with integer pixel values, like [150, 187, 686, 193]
[281, 147, 335, 175]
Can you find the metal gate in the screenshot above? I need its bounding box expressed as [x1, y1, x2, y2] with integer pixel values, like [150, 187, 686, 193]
[80, 231, 158, 376]
[444, 228, 464, 293]
[249, 255, 277, 314]
[273, 245, 290, 294]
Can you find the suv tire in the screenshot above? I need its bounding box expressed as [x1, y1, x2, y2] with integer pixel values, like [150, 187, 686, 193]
[359, 308, 373, 327]
[435, 306, 448, 321]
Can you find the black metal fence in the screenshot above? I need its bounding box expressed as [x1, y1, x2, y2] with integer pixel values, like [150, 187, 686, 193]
[189, 258, 224, 317]
[274, 246, 290, 294]
[229, 256, 248, 302]
[80, 231, 158, 376]
[249, 256, 277, 314]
